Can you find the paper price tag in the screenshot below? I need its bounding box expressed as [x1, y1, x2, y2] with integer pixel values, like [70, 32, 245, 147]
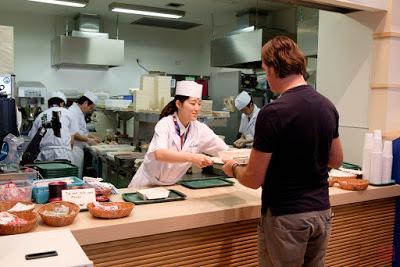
[62, 188, 96, 210]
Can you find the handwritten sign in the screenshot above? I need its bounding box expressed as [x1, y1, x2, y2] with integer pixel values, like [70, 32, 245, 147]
[62, 188, 96, 210]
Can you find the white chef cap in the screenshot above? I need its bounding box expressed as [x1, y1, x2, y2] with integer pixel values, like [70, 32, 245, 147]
[235, 91, 251, 110]
[83, 91, 98, 105]
[49, 91, 67, 103]
[175, 81, 202, 99]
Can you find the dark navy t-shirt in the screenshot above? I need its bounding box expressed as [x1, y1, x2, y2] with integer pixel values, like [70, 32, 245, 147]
[253, 85, 339, 216]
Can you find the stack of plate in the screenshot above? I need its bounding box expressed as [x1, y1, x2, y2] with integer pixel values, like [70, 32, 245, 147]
[34, 163, 78, 179]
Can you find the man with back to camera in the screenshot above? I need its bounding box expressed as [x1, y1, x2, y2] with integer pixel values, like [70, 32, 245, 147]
[28, 91, 78, 162]
[222, 36, 343, 267]
[233, 91, 260, 148]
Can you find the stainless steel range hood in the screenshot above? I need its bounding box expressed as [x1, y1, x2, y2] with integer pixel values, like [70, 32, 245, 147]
[210, 27, 293, 69]
[51, 14, 124, 69]
[211, 8, 298, 69]
[51, 36, 124, 69]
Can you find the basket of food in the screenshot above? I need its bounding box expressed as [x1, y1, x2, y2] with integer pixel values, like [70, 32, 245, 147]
[87, 202, 134, 219]
[38, 201, 80, 227]
[0, 201, 35, 215]
[0, 211, 38, 235]
[338, 178, 369, 191]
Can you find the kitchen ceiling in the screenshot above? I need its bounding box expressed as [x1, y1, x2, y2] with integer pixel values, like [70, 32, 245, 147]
[0, 0, 290, 27]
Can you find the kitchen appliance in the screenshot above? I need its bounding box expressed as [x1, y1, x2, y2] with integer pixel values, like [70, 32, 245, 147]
[210, 71, 265, 145]
[17, 81, 46, 134]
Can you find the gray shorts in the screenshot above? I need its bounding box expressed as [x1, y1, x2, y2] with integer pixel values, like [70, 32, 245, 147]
[258, 208, 332, 267]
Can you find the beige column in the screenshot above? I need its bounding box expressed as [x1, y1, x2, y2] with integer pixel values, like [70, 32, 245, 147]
[370, 0, 400, 131]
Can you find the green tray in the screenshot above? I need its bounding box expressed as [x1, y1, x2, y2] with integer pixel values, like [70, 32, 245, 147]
[122, 189, 186, 205]
[36, 163, 77, 170]
[178, 178, 234, 189]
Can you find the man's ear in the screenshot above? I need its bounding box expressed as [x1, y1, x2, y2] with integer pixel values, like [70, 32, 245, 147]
[267, 66, 275, 78]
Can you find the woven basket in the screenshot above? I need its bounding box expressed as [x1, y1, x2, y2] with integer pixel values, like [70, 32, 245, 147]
[0, 212, 38, 235]
[0, 201, 35, 215]
[87, 202, 134, 219]
[338, 178, 369, 191]
[38, 201, 80, 227]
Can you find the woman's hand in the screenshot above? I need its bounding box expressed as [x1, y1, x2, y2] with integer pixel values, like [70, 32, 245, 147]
[190, 154, 213, 168]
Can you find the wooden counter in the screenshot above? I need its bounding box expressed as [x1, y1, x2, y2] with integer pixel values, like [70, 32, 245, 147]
[33, 182, 400, 267]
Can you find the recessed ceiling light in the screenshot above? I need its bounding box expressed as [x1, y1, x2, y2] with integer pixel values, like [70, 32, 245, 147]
[109, 2, 185, 19]
[166, 3, 184, 8]
[28, 0, 88, 8]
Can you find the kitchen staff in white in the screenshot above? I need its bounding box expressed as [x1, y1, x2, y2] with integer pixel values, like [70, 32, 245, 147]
[69, 91, 101, 177]
[29, 91, 77, 162]
[233, 91, 260, 148]
[129, 81, 229, 189]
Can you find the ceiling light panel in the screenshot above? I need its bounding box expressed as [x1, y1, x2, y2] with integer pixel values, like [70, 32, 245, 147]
[28, 0, 88, 7]
[109, 2, 185, 19]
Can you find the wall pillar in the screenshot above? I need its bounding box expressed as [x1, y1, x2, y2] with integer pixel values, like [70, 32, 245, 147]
[370, 0, 400, 131]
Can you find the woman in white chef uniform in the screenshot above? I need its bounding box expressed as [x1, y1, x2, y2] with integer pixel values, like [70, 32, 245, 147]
[69, 91, 101, 177]
[129, 81, 229, 188]
[28, 91, 77, 162]
[233, 91, 260, 148]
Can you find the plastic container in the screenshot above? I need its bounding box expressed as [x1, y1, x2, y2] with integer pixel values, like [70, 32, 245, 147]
[0, 180, 33, 202]
[31, 177, 84, 204]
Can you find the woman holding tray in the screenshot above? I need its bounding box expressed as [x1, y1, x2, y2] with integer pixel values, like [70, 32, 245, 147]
[128, 81, 228, 189]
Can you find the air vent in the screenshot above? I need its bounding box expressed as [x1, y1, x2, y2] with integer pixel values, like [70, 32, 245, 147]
[131, 18, 200, 30]
[166, 3, 184, 8]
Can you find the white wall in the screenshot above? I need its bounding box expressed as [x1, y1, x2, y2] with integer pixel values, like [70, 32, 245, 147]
[317, 10, 381, 165]
[0, 10, 211, 97]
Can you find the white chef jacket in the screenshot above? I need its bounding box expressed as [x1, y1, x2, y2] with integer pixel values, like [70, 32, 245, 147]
[28, 106, 78, 162]
[68, 102, 88, 177]
[128, 113, 229, 188]
[238, 104, 260, 142]
[68, 103, 88, 149]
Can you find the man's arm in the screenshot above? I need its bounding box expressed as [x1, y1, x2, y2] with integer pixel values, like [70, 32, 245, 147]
[223, 148, 271, 189]
[328, 137, 343, 169]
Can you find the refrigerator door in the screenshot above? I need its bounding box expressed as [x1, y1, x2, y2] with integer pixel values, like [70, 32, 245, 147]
[210, 71, 241, 145]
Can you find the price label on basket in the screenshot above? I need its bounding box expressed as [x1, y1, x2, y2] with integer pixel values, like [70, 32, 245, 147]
[62, 188, 96, 210]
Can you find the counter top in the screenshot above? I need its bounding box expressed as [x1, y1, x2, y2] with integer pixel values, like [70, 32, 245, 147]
[32, 181, 400, 246]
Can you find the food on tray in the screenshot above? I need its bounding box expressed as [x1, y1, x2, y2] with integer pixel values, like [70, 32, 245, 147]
[137, 187, 170, 200]
[218, 149, 251, 165]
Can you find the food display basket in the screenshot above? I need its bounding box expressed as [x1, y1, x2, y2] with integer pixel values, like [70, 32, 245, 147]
[0, 212, 38, 235]
[38, 201, 80, 227]
[0, 201, 35, 215]
[87, 202, 134, 219]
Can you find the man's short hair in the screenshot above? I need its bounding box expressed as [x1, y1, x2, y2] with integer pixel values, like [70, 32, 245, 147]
[77, 96, 94, 106]
[48, 97, 64, 108]
[262, 36, 307, 79]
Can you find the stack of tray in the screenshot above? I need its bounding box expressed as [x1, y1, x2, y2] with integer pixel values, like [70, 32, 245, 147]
[33, 162, 78, 179]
